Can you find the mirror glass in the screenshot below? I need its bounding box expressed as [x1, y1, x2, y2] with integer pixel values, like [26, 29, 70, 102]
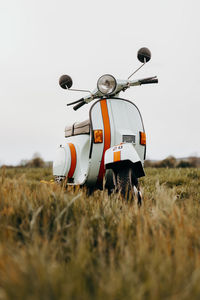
[137, 48, 151, 63]
[59, 75, 73, 89]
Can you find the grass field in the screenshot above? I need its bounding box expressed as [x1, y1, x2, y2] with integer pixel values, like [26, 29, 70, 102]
[0, 167, 200, 300]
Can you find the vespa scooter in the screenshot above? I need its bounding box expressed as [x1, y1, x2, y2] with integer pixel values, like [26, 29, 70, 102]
[53, 48, 158, 203]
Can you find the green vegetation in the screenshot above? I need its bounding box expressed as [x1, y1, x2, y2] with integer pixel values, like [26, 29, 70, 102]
[145, 156, 200, 168]
[0, 167, 200, 300]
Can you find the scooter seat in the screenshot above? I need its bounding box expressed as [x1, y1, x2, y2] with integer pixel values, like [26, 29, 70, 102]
[65, 119, 90, 137]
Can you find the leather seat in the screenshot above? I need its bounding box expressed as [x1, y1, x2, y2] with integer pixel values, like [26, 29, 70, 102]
[65, 119, 90, 137]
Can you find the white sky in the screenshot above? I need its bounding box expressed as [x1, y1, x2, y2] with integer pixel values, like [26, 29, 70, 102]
[0, 0, 200, 165]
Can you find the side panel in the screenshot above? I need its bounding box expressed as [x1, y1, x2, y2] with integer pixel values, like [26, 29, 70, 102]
[53, 134, 90, 185]
[53, 145, 71, 176]
[67, 135, 90, 185]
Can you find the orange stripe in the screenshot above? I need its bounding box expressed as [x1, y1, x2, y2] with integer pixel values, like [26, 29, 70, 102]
[97, 99, 111, 185]
[68, 143, 77, 178]
[114, 151, 121, 162]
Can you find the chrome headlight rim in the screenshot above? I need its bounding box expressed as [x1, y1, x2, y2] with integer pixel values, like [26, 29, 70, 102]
[97, 74, 117, 95]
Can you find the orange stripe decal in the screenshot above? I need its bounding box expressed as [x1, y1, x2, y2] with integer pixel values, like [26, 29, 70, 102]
[68, 143, 77, 178]
[114, 151, 121, 162]
[97, 99, 111, 185]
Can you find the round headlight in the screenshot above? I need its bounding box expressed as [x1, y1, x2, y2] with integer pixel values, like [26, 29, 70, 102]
[97, 74, 117, 95]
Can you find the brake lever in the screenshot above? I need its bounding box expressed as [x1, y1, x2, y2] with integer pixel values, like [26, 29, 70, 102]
[67, 98, 84, 106]
[129, 76, 157, 86]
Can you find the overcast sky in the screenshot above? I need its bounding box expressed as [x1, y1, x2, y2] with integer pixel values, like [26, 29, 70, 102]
[0, 0, 199, 165]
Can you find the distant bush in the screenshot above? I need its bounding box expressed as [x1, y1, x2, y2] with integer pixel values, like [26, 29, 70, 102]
[144, 156, 176, 168]
[19, 153, 45, 168]
[188, 156, 200, 167]
[176, 160, 193, 168]
[144, 161, 152, 168]
[156, 156, 176, 168]
[145, 156, 200, 168]
[27, 156, 45, 168]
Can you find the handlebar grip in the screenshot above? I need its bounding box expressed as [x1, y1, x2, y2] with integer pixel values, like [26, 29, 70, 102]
[140, 78, 158, 85]
[73, 100, 86, 111]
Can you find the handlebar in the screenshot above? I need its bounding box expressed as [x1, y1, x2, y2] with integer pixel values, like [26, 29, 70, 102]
[139, 78, 158, 85]
[67, 75, 158, 110]
[73, 100, 86, 111]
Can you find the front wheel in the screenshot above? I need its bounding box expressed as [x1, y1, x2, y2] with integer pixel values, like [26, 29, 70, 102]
[114, 167, 134, 200]
[113, 167, 142, 205]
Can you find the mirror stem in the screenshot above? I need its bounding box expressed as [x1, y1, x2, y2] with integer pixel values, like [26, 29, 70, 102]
[68, 88, 92, 95]
[128, 60, 146, 80]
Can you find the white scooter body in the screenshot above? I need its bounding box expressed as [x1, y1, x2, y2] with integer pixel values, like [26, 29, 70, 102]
[53, 97, 146, 188]
[53, 47, 158, 193]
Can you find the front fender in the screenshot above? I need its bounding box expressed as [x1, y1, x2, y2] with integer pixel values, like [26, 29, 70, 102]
[104, 143, 145, 178]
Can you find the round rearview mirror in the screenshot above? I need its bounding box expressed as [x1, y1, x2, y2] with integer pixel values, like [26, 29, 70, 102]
[137, 48, 151, 63]
[59, 75, 73, 89]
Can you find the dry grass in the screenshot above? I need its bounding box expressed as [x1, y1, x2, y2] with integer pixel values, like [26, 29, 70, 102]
[0, 167, 200, 300]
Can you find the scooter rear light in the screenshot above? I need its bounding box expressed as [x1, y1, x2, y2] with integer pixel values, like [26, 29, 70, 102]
[140, 131, 146, 145]
[94, 130, 103, 143]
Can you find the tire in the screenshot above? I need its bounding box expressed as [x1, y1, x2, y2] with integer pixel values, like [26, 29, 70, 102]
[105, 169, 115, 195]
[114, 167, 135, 200]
